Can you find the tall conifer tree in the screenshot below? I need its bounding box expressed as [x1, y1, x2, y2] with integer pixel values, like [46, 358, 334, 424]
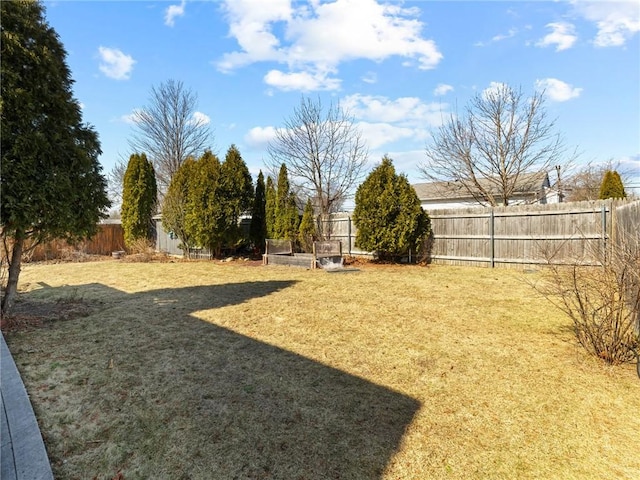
[265, 176, 277, 239]
[250, 171, 267, 253]
[599, 170, 627, 199]
[121, 153, 157, 247]
[163, 157, 197, 258]
[221, 145, 253, 249]
[1, 0, 110, 312]
[298, 199, 317, 253]
[185, 151, 224, 257]
[353, 156, 429, 260]
[275, 164, 299, 243]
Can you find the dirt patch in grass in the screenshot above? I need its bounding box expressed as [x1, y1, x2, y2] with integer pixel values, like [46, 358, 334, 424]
[1, 297, 94, 333]
[5, 261, 640, 479]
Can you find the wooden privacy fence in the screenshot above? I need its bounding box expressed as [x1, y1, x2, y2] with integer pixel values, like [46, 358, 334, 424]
[316, 200, 638, 268]
[427, 199, 638, 268]
[26, 223, 125, 261]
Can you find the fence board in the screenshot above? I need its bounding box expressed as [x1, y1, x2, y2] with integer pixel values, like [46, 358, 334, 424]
[318, 200, 637, 268]
[26, 223, 125, 261]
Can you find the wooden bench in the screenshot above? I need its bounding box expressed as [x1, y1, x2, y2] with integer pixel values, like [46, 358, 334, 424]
[313, 240, 343, 269]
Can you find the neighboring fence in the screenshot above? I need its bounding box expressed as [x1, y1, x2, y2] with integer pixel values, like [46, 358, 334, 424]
[26, 223, 125, 261]
[316, 200, 638, 268]
[152, 200, 638, 267]
[613, 200, 640, 251]
[427, 199, 638, 268]
[318, 213, 371, 257]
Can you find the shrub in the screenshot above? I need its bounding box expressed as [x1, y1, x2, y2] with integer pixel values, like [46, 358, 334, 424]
[599, 170, 626, 200]
[353, 156, 430, 261]
[537, 231, 640, 365]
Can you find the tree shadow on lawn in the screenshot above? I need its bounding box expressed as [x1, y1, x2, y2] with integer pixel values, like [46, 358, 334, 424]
[17, 281, 420, 479]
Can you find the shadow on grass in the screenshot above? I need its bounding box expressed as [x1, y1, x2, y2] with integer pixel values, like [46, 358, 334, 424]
[16, 281, 420, 479]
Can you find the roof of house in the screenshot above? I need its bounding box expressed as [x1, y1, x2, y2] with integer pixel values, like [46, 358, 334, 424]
[412, 171, 550, 201]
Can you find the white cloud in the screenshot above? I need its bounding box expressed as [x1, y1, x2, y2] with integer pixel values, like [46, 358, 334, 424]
[264, 69, 341, 91]
[371, 149, 425, 180]
[217, 0, 442, 91]
[492, 27, 518, 42]
[98, 46, 135, 80]
[165, 0, 186, 27]
[339, 94, 446, 150]
[535, 78, 583, 102]
[244, 126, 277, 149]
[191, 111, 210, 126]
[356, 122, 420, 150]
[536, 22, 577, 51]
[361, 71, 378, 84]
[433, 83, 454, 96]
[341, 94, 446, 127]
[120, 109, 142, 124]
[475, 27, 518, 46]
[482, 81, 509, 100]
[572, 0, 640, 47]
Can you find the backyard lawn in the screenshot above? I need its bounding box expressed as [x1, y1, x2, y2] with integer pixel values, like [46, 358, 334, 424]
[4, 260, 640, 479]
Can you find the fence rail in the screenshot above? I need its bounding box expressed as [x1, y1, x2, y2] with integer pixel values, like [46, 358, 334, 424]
[319, 199, 638, 268]
[25, 223, 125, 261]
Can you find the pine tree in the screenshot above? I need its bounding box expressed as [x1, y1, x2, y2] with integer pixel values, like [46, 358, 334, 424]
[121, 153, 157, 247]
[249, 171, 267, 253]
[220, 144, 254, 249]
[599, 170, 627, 199]
[298, 199, 317, 253]
[162, 156, 197, 258]
[1, 0, 110, 312]
[353, 156, 430, 260]
[275, 164, 299, 243]
[265, 176, 277, 239]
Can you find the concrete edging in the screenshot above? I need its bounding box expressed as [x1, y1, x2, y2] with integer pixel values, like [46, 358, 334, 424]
[1, 333, 54, 480]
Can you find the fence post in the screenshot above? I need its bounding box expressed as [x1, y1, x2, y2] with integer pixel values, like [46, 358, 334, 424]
[347, 215, 352, 256]
[601, 203, 607, 264]
[489, 208, 495, 268]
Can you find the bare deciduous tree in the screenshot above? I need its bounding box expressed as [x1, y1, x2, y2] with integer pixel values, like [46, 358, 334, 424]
[421, 84, 574, 206]
[128, 79, 212, 195]
[107, 153, 128, 204]
[266, 96, 368, 227]
[564, 159, 635, 202]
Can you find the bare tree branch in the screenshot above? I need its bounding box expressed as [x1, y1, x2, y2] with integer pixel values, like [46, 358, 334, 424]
[128, 79, 213, 196]
[421, 84, 574, 206]
[564, 159, 636, 202]
[266, 96, 369, 224]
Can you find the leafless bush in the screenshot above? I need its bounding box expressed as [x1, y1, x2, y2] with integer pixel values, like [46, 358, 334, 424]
[535, 231, 640, 365]
[122, 238, 169, 263]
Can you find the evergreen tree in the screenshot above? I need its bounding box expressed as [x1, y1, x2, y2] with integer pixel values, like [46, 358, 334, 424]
[121, 153, 157, 247]
[220, 144, 254, 249]
[353, 156, 430, 260]
[265, 176, 277, 238]
[249, 171, 267, 253]
[185, 151, 225, 257]
[298, 199, 317, 253]
[275, 164, 299, 243]
[1, 0, 110, 312]
[599, 170, 627, 199]
[162, 156, 197, 258]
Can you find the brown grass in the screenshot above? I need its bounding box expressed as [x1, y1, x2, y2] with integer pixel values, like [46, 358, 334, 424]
[5, 261, 640, 479]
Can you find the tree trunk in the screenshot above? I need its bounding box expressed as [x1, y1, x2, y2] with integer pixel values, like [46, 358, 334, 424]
[1, 232, 24, 315]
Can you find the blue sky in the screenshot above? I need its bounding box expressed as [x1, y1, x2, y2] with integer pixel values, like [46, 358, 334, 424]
[43, 0, 640, 195]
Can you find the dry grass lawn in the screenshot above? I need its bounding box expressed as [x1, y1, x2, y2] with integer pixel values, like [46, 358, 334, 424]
[4, 260, 640, 479]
